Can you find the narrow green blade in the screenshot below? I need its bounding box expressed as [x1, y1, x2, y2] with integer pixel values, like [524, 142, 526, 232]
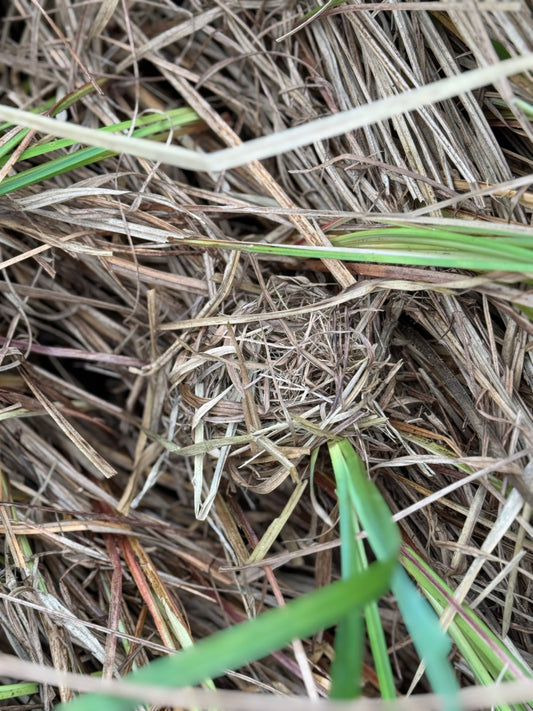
[58, 558, 395, 711]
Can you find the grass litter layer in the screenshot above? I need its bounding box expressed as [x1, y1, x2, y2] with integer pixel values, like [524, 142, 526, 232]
[0, 0, 532, 708]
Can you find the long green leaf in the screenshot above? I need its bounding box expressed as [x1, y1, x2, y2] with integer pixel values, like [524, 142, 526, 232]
[401, 547, 532, 686]
[0, 80, 108, 160]
[331, 441, 460, 710]
[329, 440, 397, 699]
[391, 566, 460, 711]
[58, 558, 395, 711]
[0, 107, 198, 167]
[331, 227, 533, 261]
[174, 236, 533, 272]
[329, 443, 365, 699]
[0, 108, 200, 196]
[330, 440, 400, 560]
[329, 612, 364, 699]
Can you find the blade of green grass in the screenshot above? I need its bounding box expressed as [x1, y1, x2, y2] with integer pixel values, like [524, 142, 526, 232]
[372, 218, 533, 240]
[330, 440, 460, 711]
[0, 80, 108, 160]
[0, 107, 199, 167]
[0, 682, 39, 700]
[328, 443, 365, 699]
[513, 98, 533, 118]
[173, 236, 533, 273]
[429, 604, 516, 711]
[328, 612, 364, 700]
[0, 108, 200, 196]
[401, 546, 532, 697]
[391, 566, 460, 711]
[57, 557, 395, 711]
[328, 440, 401, 559]
[363, 590, 397, 699]
[0, 80, 108, 132]
[331, 227, 533, 259]
[329, 440, 398, 699]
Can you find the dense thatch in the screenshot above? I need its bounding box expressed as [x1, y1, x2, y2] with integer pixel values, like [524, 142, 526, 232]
[0, 0, 532, 707]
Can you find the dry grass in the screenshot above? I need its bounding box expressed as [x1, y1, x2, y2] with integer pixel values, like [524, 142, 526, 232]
[0, 0, 532, 707]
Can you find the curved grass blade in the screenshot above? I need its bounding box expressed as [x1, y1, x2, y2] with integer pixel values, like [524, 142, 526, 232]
[331, 227, 533, 262]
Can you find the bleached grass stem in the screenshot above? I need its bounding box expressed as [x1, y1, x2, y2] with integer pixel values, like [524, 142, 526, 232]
[3, 654, 533, 711]
[0, 55, 531, 173]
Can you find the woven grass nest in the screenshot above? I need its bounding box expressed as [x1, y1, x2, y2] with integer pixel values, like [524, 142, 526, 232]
[167, 275, 383, 500]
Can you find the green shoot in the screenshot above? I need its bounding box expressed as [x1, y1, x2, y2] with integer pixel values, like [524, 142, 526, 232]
[329, 440, 460, 711]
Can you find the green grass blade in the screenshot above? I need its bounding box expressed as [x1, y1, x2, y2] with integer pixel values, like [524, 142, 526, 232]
[329, 443, 365, 699]
[329, 439, 401, 561]
[0, 126, 36, 161]
[0, 146, 117, 195]
[0, 80, 108, 133]
[0, 108, 198, 166]
[329, 612, 364, 699]
[0, 80, 108, 160]
[330, 441, 459, 709]
[331, 227, 533, 262]
[176, 237, 533, 272]
[363, 599, 396, 699]
[0, 108, 200, 196]
[514, 98, 533, 118]
[426, 600, 517, 711]
[57, 558, 395, 711]
[373, 218, 533, 240]
[0, 682, 39, 700]
[354, 523, 396, 700]
[391, 566, 460, 711]
[329, 439, 396, 700]
[401, 546, 532, 686]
